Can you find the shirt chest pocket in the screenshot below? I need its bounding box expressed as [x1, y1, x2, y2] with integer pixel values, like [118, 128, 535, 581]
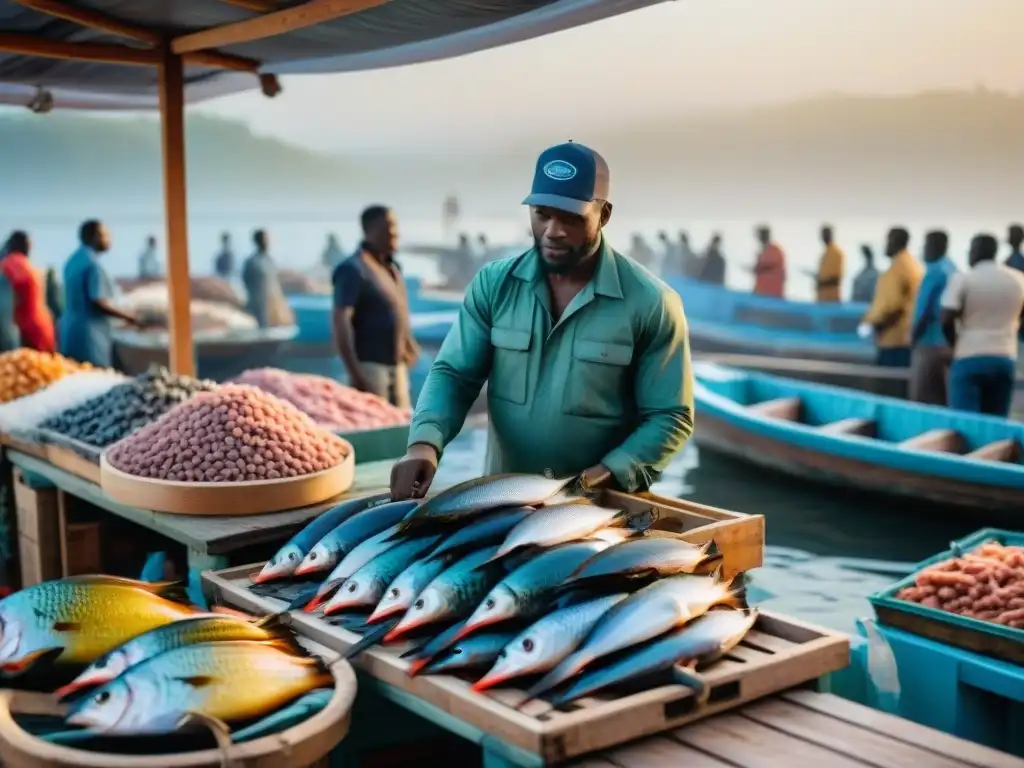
[489, 327, 532, 405]
[564, 339, 634, 419]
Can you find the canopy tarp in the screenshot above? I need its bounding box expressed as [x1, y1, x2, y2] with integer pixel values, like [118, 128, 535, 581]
[0, 0, 662, 109]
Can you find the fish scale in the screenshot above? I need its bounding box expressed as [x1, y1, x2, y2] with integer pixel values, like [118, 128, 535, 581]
[494, 503, 626, 559]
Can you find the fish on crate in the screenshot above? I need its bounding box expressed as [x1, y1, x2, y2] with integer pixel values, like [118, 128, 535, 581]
[544, 608, 759, 709]
[421, 631, 519, 675]
[54, 612, 300, 702]
[472, 593, 628, 692]
[491, 502, 642, 562]
[65, 640, 333, 735]
[398, 474, 578, 533]
[424, 506, 534, 561]
[454, 540, 612, 643]
[0, 576, 198, 676]
[526, 569, 746, 699]
[252, 492, 394, 584]
[404, 620, 471, 676]
[366, 554, 455, 624]
[294, 500, 419, 577]
[560, 538, 724, 594]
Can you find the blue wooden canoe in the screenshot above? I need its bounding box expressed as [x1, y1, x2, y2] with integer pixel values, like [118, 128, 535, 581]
[693, 362, 1024, 511]
[669, 276, 874, 363]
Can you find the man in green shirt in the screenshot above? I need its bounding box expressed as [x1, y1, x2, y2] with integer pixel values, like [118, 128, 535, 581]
[391, 142, 694, 499]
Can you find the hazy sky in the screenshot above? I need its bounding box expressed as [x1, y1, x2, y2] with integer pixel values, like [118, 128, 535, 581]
[196, 0, 1024, 153]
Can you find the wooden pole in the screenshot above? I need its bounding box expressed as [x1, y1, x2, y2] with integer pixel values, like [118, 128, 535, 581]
[157, 49, 196, 377]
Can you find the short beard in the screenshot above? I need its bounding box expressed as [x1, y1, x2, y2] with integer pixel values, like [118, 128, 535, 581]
[534, 235, 599, 275]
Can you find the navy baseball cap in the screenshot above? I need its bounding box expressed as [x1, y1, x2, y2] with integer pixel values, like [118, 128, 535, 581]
[523, 141, 610, 215]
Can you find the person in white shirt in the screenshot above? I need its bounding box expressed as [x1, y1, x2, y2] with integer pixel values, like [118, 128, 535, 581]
[940, 233, 1024, 417]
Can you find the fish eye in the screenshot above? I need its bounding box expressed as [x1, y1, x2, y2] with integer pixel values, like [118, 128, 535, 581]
[95, 691, 111, 705]
[452, 648, 463, 655]
[498, 650, 507, 658]
[287, 553, 297, 561]
[389, 588, 399, 598]
[347, 583, 357, 592]
[522, 638, 534, 653]
[414, 599, 424, 609]
[309, 552, 318, 560]
[485, 598, 495, 609]
[95, 658, 107, 669]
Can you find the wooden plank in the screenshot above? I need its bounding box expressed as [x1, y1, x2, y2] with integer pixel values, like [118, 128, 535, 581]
[966, 438, 1020, 463]
[171, 0, 391, 54]
[817, 418, 876, 437]
[11, 0, 160, 43]
[898, 429, 965, 454]
[781, 691, 1024, 768]
[0, 33, 158, 65]
[747, 397, 801, 421]
[741, 697, 969, 768]
[586, 736, 737, 767]
[671, 713, 869, 767]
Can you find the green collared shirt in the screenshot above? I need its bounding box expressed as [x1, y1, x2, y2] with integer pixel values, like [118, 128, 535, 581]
[408, 238, 694, 492]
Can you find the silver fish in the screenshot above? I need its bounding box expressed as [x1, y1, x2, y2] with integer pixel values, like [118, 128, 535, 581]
[527, 571, 745, 699]
[546, 609, 758, 708]
[473, 594, 628, 692]
[304, 523, 407, 612]
[494, 503, 625, 560]
[295, 501, 418, 577]
[367, 555, 454, 624]
[562, 538, 722, 591]
[400, 474, 576, 530]
[422, 632, 518, 675]
[426, 507, 534, 562]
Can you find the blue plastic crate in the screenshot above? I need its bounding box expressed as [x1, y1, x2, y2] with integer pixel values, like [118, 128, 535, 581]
[868, 528, 1024, 664]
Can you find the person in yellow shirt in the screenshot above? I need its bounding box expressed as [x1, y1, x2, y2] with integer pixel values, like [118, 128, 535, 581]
[804, 225, 844, 302]
[857, 227, 924, 367]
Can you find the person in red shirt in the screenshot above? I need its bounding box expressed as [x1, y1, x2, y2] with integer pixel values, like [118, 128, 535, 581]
[749, 225, 787, 298]
[2, 231, 55, 353]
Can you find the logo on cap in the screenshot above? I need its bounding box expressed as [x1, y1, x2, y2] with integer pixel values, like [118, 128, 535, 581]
[543, 160, 577, 181]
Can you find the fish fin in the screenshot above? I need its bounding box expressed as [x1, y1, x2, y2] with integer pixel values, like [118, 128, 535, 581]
[286, 584, 323, 611]
[151, 580, 192, 606]
[177, 675, 217, 689]
[344, 620, 397, 660]
[254, 613, 305, 652]
[52, 621, 81, 632]
[1, 647, 63, 675]
[720, 586, 748, 611]
[672, 662, 710, 706]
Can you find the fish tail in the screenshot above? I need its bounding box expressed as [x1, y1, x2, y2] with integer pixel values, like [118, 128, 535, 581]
[255, 613, 304, 651]
[626, 508, 659, 532]
[344, 620, 397, 660]
[720, 585, 748, 611]
[671, 662, 710, 706]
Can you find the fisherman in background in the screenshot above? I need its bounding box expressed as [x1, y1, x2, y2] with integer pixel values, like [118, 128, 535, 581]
[477, 234, 491, 263]
[390, 142, 693, 500]
[656, 231, 677, 275]
[45, 267, 62, 325]
[138, 235, 161, 280]
[909, 230, 956, 405]
[332, 206, 417, 409]
[213, 232, 235, 281]
[749, 225, 786, 298]
[1, 231, 55, 353]
[679, 231, 696, 277]
[60, 220, 143, 367]
[851, 244, 879, 303]
[1006, 224, 1024, 274]
[628, 233, 656, 270]
[941, 233, 1024, 417]
[694, 233, 726, 286]
[858, 227, 923, 368]
[806, 225, 844, 302]
[321, 233, 345, 271]
[241, 229, 290, 329]
[441, 233, 477, 290]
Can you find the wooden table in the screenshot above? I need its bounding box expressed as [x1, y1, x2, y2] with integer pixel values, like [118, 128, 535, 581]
[571, 690, 1024, 768]
[4, 449, 395, 571]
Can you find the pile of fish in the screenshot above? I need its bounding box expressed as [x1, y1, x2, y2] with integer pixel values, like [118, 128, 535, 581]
[253, 473, 757, 708]
[0, 575, 333, 737]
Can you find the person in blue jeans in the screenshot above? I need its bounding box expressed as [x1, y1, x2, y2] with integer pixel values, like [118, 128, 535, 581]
[909, 230, 956, 405]
[940, 234, 1024, 417]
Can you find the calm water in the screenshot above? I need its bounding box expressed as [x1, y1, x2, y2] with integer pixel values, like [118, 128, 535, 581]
[432, 424, 981, 636]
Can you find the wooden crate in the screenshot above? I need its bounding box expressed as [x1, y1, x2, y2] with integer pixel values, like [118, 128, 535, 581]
[0, 431, 47, 461]
[12, 468, 61, 586]
[206, 563, 847, 764]
[41, 432, 103, 486]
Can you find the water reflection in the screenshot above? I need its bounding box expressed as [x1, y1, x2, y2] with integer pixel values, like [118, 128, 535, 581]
[435, 426, 981, 635]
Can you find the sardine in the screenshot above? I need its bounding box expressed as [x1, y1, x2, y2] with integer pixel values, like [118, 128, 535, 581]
[426, 507, 533, 562]
[295, 501, 418, 577]
[384, 546, 506, 643]
[66, 641, 333, 734]
[400, 474, 576, 531]
[422, 632, 518, 675]
[253, 493, 394, 583]
[54, 613, 297, 701]
[304, 523, 408, 612]
[546, 608, 758, 708]
[472, 594, 628, 692]
[494, 503, 626, 560]
[527, 571, 745, 699]
[455, 541, 611, 643]
[0, 576, 197, 675]
[366, 555, 454, 624]
[322, 534, 442, 616]
[562, 538, 722, 592]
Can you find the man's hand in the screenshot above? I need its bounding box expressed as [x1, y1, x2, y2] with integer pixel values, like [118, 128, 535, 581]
[391, 443, 439, 500]
[579, 463, 613, 493]
[348, 368, 372, 393]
